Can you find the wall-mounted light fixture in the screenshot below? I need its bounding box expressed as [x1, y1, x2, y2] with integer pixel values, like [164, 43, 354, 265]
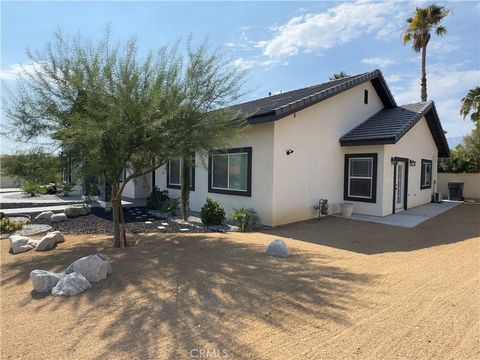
[409, 159, 416, 167]
[391, 157, 397, 165]
[286, 149, 294, 155]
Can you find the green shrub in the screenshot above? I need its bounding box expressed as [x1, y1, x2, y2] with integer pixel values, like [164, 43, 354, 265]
[146, 187, 170, 210]
[21, 181, 43, 196]
[162, 197, 180, 216]
[61, 183, 74, 196]
[0, 216, 24, 234]
[200, 198, 225, 226]
[229, 208, 261, 232]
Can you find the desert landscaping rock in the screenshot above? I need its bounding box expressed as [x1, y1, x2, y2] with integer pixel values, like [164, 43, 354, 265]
[9, 235, 37, 254]
[50, 213, 68, 223]
[35, 231, 64, 251]
[30, 270, 64, 293]
[51, 272, 91, 296]
[34, 211, 54, 221]
[64, 204, 91, 218]
[35, 236, 57, 251]
[65, 253, 112, 282]
[265, 239, 289, 258]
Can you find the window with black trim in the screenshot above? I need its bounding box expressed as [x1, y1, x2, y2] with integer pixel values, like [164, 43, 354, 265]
[364, 89, 369, 104]
[166, 155, 195, 190]
[420, 159, 432, 189]
[344, 153, 377, 203]
[208, 147, 252, 197]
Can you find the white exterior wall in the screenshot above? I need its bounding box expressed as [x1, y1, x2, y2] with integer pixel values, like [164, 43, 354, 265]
[154, 123, 275, 225]
[382, 117, 438, 214]
[271, 81, 385, 225]
[123, 171, 152, 199]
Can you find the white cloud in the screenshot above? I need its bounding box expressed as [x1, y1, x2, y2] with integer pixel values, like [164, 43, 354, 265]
[256, 0, 403, 59]
[0, 62, 42, 81]
[429, 36, 462, 54]
[385, 74, 402, 83]
[232, 57, 288, 71]
[362, 57, 395, 68]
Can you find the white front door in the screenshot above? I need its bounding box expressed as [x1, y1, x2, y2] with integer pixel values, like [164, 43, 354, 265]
[395, 162, 405, 211]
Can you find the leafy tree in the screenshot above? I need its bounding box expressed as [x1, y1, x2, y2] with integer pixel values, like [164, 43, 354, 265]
[5, 31, 246, 247]
[0, 150, 61, 184]
[460, 87, 480, 123]
[438, 124, 480, 173]
[329, 71, 349, 80]
[174, 41, 248, 221]
[403, 4, 450, 102]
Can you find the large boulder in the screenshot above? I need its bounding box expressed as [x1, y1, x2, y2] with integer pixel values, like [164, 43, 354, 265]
[264, 239, 289, 258]
[35, 234, 58, 252]
[65, 253, 112, 282]
[50, 213, 68, 223]
[51, 272, 91, 296]
[64, 204, 91, 218]
[34, 211, 54, 221]
[30, 270, 64, 293]
[42, 231, 65, 244]
[9, 235, 37, 254]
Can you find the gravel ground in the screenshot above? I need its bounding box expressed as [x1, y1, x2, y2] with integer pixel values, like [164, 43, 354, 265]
[29, 207, 211, 235]
[1, 203, 478, 360]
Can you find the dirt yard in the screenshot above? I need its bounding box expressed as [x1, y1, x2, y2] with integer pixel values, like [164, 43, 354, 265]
[1, 203, 479, 360]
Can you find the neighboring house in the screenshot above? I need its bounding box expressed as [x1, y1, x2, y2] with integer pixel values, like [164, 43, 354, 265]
[128, 69, 450, 227]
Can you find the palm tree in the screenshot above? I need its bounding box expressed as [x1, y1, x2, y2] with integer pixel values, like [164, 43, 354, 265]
[329, 71, 349, 81]
[403, 4, 451, 102]
[460, 87, 480, 123]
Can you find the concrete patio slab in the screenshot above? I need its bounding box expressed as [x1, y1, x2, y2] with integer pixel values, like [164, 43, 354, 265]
[335, 201, 461, 228]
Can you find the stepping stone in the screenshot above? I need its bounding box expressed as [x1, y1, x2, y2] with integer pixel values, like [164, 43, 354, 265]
[180, 228, 190, 232]
[145, 221, 152, 224]
[161, 222, 169, 226]
[157, 226, 166, 230]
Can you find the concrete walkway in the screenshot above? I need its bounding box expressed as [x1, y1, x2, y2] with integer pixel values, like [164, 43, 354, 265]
[335, 201, 461, 228]
[1, 198, 147, 215]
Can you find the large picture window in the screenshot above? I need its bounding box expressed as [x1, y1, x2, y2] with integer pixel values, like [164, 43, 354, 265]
[166, 155, 195, 190]
[208, 147, 252, 196]
[420, 159, 432, 189]
[344, 153, 377, 203]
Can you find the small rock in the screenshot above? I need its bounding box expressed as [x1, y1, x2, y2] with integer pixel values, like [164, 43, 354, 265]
[51, 213, 68, 223]
[46, 231, 65, 244]
[9, 235, 37, 254]
[161, 222, 169, 226]
[34, 211, 54, 221]
[145, 221, 152, 224]
[64, 253, 112, 282]
[157, 226, 166, 230]
[30, 270, 64, 293]
[180, 228, 189, 232]
[64, 204, 91, 218]
[264, 239, 289, 258]
[51, 272, 91, 296]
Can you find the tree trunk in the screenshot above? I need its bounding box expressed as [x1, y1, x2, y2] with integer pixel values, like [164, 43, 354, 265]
[180, 155, 191, 221]
[111, 182, 125, 247]
[421, 44, 427, 102]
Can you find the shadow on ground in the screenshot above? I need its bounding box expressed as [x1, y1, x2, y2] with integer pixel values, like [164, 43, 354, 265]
[1, 233, 376, 359]
[264, 203, 480, 255]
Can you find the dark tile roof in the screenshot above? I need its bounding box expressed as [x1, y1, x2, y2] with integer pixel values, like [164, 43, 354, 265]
[340, 101, 450, 157]
[232, 69, 396, 124]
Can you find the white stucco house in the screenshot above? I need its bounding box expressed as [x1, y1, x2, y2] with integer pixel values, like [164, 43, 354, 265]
[125, 69, 450, 227]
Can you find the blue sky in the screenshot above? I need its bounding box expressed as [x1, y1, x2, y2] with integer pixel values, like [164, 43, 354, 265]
[1, 0, 479, 154]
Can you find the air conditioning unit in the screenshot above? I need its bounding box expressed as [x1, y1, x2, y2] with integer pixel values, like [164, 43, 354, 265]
[432, 192, 442, 203]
